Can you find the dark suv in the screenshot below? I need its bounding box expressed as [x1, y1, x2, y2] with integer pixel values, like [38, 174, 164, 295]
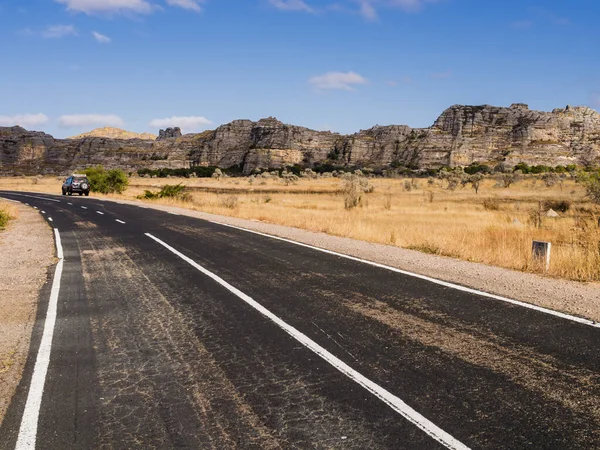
[62, 174, 90, 196]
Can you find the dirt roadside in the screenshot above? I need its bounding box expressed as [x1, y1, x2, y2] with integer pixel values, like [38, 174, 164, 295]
[0, 203, 54, 425]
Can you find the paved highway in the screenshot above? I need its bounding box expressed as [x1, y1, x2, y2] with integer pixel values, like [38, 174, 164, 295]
[0, 191, 599, 449]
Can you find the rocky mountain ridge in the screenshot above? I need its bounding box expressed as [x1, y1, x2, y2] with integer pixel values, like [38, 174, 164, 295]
[1, 103, 599, 175]
[68, 127, 157, 141]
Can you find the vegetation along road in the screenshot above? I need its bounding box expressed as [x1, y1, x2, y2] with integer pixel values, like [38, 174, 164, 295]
[0, 191, 599, 449]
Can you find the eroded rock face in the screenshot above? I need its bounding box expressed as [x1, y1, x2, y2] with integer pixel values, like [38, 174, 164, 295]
[158, 127, 182, 140]
[1, 104, 599, 175]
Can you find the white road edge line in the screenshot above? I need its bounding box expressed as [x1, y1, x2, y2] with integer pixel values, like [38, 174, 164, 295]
[15, 229, 64, 450]
[211, 221, 600, 329]
[145, 233, 470, 450]
[40, 211, 45, 214]
[48, 218, 53, 222]
[115, 219, 126, 224]
[168, 212, 179, 215]
[96, 211, 104, 215]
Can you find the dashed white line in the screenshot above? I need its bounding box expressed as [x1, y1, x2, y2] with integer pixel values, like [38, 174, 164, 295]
[168, 212, 179, 215]
[67, 203, 73, 206]
[145, 233, 469, 450]
[213, 222, 600, 329]
[48, 218, 53, 222]
[15, 229, 64, 450]
[40, 211, 45, 214]
[81, 206, 87, 210]
[96, 211, 104, 215]
[115, 219, 126, 224]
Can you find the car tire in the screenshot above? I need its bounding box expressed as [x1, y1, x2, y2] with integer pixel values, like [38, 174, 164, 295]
[68, 190, 72, 196]
[62, 190, 66, 195]
[85, 192, 89, 196]
[79, 192, 83, 196]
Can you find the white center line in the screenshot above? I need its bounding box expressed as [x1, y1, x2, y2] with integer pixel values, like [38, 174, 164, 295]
[146, 233, 469, 450]
[15, 229, 64, 450]
[115, 219, 126, 224]
[96, 211, 104, 215]
[81, 206, 87, 210]
[67, 203, 73, 206]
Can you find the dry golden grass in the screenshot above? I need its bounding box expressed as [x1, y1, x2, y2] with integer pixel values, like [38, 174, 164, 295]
[1, 175, 598, 281]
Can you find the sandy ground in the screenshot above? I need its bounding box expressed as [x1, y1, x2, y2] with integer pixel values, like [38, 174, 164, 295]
[0, 204, 54, 425]
[112, 198, 600, 324]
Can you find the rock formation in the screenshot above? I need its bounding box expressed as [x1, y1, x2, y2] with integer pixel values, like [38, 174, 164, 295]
[158, 127, 182, 140]
[1, 103, 599, 175]
[68, 127, 157, 141]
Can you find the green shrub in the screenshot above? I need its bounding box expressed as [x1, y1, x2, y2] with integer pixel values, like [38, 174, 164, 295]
[136, 183, 190, 201]
[0, 209, 10, 229]
[84, 166, 129, 194]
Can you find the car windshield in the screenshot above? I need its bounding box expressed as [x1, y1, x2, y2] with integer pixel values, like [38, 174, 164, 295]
[73, 178, 87, 183]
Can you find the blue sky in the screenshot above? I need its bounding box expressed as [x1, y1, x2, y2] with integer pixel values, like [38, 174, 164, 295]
[0, 0, 598, 137]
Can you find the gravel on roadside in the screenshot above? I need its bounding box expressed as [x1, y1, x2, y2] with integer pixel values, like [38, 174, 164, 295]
[0, 204, 54, 424]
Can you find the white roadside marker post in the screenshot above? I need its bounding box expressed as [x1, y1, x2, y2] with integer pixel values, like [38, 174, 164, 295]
[532, 241, 551, 271]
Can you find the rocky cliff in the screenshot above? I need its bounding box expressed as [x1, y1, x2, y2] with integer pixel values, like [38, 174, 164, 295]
[1, 103, 599, 175]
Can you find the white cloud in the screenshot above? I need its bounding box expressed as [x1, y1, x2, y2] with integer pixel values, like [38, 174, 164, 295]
[309, 71, 368, 91]
[55, 0, 155, 15]
[59, 114, 124, 128]
[42, 25, 77, 38]
[92, 31, 111, 43]
[354, 0, 439, 19]
[358, 0, 377, 20]
[268, 0, 314, 13]
[149, 116, 213, 132]
[166, 0, 203, 12]
[0, 113, 50, 128]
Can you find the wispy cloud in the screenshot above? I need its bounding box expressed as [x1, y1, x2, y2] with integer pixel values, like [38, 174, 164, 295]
[55, 0, 155, 15]
[510, 20, 533, 29]
[92, 31, 111, 43]
[531, 7, 570, 26]
[42, 25, 77, 38]
[309, 71, 369, 91]
[431, 70, 452, 79]
[268, 0, 315, 13]
[59, 114, 124, 128]
[166, 0, 204, 12]
[0, 113, 50, 128]
[357, 0, 440, 19]
[149, 116, 213, 132]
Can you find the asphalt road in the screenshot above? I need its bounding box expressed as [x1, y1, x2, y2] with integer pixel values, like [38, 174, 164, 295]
[0, 190, 599, 450]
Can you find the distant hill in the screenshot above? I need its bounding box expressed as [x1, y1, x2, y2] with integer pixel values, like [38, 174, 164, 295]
[68, 127, 157, 141]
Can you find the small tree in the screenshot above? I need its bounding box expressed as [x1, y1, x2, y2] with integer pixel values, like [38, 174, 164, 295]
[469, 174, 484, 194]
[84, 166, 129, 194]
[585, 174, 600, 205]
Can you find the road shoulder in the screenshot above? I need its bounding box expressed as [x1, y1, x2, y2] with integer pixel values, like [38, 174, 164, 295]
[0, 203, 54, 425]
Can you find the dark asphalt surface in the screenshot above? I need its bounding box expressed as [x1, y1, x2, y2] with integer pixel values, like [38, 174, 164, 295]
[1, 190, 599, 449]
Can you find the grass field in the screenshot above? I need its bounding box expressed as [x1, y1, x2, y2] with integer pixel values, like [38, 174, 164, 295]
[2, 174, 599, 282]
